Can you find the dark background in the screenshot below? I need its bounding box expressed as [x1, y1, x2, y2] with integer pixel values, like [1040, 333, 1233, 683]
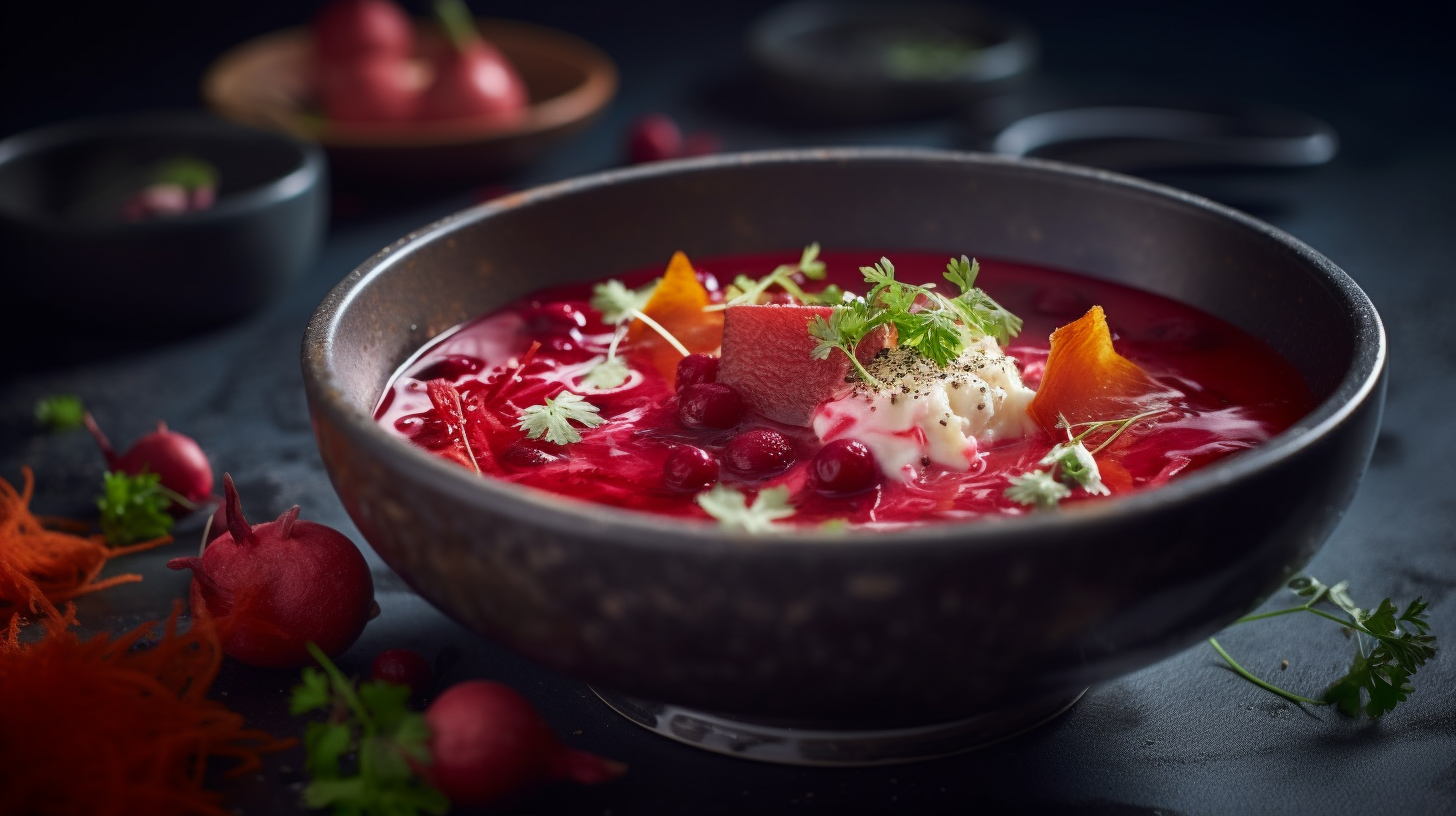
[2, 2, 1455, 815]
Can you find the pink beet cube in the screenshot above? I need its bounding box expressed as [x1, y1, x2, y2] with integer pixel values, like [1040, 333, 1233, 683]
[717, 304, 889, 427]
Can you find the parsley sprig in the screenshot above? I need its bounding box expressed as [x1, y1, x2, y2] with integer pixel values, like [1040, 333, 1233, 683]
[807, 255, 1023, 390]
[1005, 410, 1160, 509]
[35, 394, 86, 431]
[1209, 576, 1437, 717]
[696, 484, 795, 533]
[97, 470, 175, 545]
[517, 392, 606, 445]
[290, 643, 449, 816]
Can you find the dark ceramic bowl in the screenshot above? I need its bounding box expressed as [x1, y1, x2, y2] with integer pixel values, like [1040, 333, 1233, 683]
[0, 111, 325, 335]
[302, 149, 1383, 733]
[747, 2, 1039, 121]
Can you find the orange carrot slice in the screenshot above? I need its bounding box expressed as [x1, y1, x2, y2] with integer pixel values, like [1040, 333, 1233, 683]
[1028, 306, 1170, 431]
[628, 251, 724, 385]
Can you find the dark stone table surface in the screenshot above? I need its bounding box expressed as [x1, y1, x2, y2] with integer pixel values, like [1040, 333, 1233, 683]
[2, 2, 1453, 814]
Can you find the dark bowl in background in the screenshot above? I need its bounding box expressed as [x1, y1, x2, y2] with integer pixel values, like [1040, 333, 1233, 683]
[302, 149, 1384, 729]
[747, 1, 1039, 121]
[0, 111, 325, 337]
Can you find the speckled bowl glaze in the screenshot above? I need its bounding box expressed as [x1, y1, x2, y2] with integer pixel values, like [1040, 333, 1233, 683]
[302, 148, 1384, 727]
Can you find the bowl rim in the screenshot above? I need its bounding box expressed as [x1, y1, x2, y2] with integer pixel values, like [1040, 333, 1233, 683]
[0, 109, 324, 230]
[202, 19, 619, 149]
[304, 147, 1386, 552]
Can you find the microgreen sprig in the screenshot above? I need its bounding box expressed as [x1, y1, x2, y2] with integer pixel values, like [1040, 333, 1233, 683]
[807, 254, 1023, 390]
[1005, 409, 1161, 509]
[713, 243, 840, 308]
[1209, 576, 1437, 717]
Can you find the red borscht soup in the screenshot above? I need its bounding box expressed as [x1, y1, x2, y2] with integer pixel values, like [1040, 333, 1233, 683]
[375, 250, 1312, 530]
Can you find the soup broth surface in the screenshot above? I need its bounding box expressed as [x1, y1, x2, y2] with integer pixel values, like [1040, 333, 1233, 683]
[376, 251, 1312, 528]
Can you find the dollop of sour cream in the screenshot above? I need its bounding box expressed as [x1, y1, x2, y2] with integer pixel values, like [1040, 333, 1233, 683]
[811, 336, 1038, 481]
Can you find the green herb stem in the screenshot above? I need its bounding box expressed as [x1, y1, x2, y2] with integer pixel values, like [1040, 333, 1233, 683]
[433, 0, 480, 52]
[1208, 637, 1327, 707]
[306, 642, 373, 728]
[155, 483, 198, 513]
[843, 348, 885, 391]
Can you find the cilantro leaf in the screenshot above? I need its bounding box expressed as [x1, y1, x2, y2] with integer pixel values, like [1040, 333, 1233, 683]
[797, 242, 826, 279]
[953, 288, 1023, 345]
[304, 722, 353, 780]
[860, 257, 897, 289]
[1323, 596, 1437, 716]
[1040, 441, 1108, 496]
[590, 279, 656, 325]
[806, 302, 883, 389]
[696, 484, 796, 533]
[97, 470, 174, 545]
[943, 255, 979, 292]
[293, 644, 450, 816]
[580, 356, 631, 390]
[517, 392, 606, 445]
[1004, 470, 1071, 509]
[823, 253, 1023, 382]
[1008, 410, 1160, 507]
[35, 395, 85, 431]
[290, 667, 334, 715]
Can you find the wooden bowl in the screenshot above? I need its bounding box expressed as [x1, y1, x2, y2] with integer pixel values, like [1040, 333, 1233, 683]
[203, 19, 617, 190]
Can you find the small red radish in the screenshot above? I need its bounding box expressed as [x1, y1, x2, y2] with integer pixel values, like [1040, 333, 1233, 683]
[168, 474, 375, 669]
[313, 0, 414, 63]
[424, 680, 625, 807]
[316, 56, 418, 123]
[416, 0, 527, 123]
[371, 648, 434, 697]
[84, 413, 213, 508]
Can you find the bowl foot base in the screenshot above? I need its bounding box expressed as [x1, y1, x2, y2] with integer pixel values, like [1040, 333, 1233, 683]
[588, 686, 1086, 766]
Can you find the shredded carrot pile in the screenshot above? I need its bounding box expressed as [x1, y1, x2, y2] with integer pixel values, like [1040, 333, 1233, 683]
[0, 467, 170, 633]
[1027, 306, 1172, 431]
[629, 251, 725, 385]
[0, 602, 296, 816]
